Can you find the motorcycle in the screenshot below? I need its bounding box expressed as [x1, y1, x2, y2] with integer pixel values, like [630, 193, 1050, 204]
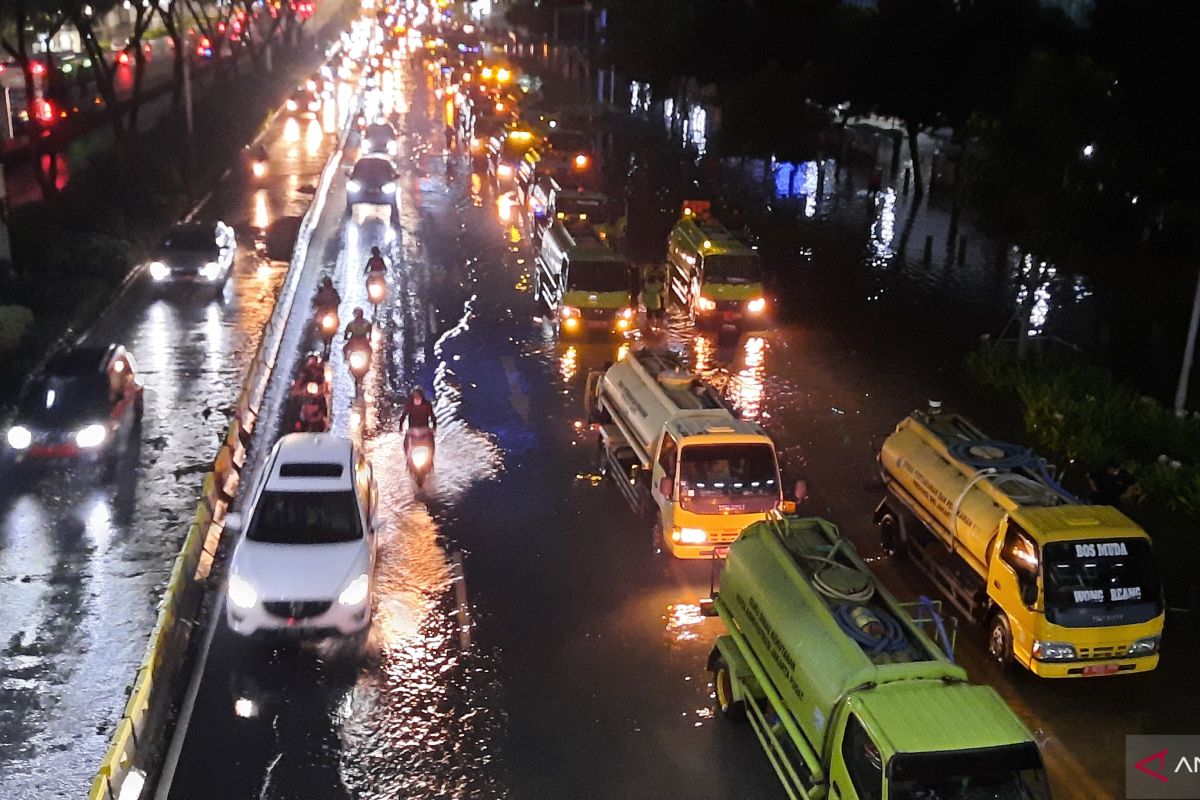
[405, 426, 435, 488]
[344, 338, 372, 394]
[289, 358, 331, 432]
[366, 273, 386, 311]
[316, 307, 339, 355]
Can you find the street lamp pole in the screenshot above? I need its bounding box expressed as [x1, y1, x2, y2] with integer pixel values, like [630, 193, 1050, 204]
[1174, 267, 1200, 416]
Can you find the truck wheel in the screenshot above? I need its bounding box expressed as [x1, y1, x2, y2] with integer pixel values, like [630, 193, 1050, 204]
[879, 511, 906, 559]
[988, 613, 1014, 667]
[712, 657, 746, 721]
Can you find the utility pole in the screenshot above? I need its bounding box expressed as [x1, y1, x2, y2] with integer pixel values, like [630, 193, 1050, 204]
[1174, 267, 1200, 415]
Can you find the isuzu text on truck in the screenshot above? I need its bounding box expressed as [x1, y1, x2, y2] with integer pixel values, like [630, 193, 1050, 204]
[707, 514, 1052, 800]
[585, 347, 794, 558]
[876, 407, 1164, 677]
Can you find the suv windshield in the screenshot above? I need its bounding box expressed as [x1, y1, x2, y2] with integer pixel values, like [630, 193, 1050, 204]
[163, 227, 215, 253]
[567, 261, 627, 292]
[1042, 538, 1162, 627]
[678, 444, 779, 514]
[18, 374, 109, 427]
[366, 124, 395, 142]
[352, 159, 393, 183]
[703, 253, 762, 283]
[889, 743, 1050, 800]
[247, 490, 362, 545]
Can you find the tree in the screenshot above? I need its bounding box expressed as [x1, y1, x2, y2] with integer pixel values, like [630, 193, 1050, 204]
[125, 0, 159, 131]
[62, 0, 126, 142]
[0, 0, 67, 197]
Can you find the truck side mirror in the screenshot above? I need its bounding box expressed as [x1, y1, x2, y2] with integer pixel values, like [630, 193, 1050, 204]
[224, 511, 243, 532]
[659, 476, 673, 499]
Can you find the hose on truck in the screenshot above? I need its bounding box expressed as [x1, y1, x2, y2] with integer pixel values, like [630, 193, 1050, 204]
[947, 439, 1079, 504]
[833, 603, 909, 655]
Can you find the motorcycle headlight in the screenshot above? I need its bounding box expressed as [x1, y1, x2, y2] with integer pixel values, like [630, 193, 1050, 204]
[1127, 636, 1160, 656]
[673, 527, 707, 545]
[347, 179, 362, 193]
[228, 574, 259, 609]
[1032, 640, 1076, 662]
[382, 182, 396, 194]
[321, 313, 338, 331]
[349, 350, 369, 372]
[411, 446, 431, 468]
[697, 297, 718, 312]
[747, 297, 766, 314]
[149, 261, 170, 281]
[338, 573, 370, 606]
[6, 426, 32, 450]
[200, 261, 222, 281]
[75, 423, 108, 449]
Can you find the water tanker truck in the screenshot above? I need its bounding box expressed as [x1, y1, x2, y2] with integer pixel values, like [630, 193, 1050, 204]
[667, 200, 768, 328]
[585, 347, 794, 558]
[708, 515, 1051, 800]
[876, 407, 1164, 677]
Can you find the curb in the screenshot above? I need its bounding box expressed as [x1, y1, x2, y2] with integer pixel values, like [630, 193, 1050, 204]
[84, 76, 357, 800]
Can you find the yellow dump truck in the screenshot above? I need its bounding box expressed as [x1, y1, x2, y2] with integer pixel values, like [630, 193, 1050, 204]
[876, 408, 1164, 677]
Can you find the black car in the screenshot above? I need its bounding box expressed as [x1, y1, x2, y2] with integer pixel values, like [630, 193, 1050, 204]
[147, 221, 237, 293]
[345, 157, 398, 222]
[3, 344, 144, 474]
[360, 122, 398, 158]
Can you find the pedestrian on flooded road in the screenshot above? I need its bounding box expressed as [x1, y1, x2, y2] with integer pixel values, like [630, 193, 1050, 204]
[642, 266, 665, 328]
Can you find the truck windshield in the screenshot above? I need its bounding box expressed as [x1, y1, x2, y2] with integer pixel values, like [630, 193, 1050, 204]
[567, 261, 628, 292]
[889, 742, 1050, 800]
[1042, 538, 1162, 627]
[703, 253, 762, 283]
[678, 444, 779, 514]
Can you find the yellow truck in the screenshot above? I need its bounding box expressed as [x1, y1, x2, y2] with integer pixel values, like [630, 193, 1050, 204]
[876, 407, 1164, 677]
[586, 347, 795, 558]
[666, 200, 767, 328]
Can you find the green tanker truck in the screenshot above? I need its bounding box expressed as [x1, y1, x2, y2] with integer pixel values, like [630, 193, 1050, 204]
[707, 515, 1052, 800]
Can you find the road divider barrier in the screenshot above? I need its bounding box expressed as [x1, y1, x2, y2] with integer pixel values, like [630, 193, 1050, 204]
[86, 74, 358, 800]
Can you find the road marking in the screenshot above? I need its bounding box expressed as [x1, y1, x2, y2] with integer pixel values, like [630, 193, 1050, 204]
[450, 550, 471, 652]
[500, 356, 529, 423]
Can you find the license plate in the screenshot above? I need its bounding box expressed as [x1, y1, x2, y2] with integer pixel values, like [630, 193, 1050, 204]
[1083, 664, 1119, 676]
[714, 545, 730, 558]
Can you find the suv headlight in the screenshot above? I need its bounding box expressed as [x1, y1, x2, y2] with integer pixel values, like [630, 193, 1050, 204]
[1032, 640, 1076, 662]
[75, 423, 108, 449]
[338, 573, 370, 606]
[228, 574, 259, 609]
[200, 261, 221, 281]
[7, 426, 32, 450]
[382, 182, 396, 194]
[347, 179, 362, 193]
[149, 261, 170, 281]
[1127, 636, 1160, 656]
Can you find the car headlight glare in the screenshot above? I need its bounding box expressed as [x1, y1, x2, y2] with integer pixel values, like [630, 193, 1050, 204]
[1032, 640, 1076, 662]
[382, 182, 396, 194]
[75, 423, 108, 449]
[697, 297, 717, 312]
[747, 297, 766, 314]
[1128, 636, 1160, 656]
[149, 261, 170, 281]
[338, 573, 370, 606]
[347, 179, 362, 193]
[674, 527, 708, 545]
[200, 261, 221, 280]
[6, 426, 32, 450]
[228, 574, 259, 609]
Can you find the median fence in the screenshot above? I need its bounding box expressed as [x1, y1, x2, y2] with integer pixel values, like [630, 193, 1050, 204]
[85, 87, 355, 800]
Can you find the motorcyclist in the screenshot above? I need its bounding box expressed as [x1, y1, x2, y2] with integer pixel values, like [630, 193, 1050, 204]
[343, 307, 372, 345]
[364, 246, 387, 276]
[314, 276, 340, 310]
[299, 353, 325, 386]
[399, 386, 436, 452]
[297, 393, 329, 432]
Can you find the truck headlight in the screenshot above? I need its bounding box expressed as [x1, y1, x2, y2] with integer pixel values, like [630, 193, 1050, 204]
[6, 426, 32, 450]
[747, 297, 766, 314]
[1032, 641, 1076, 662]
[149, 261, 170, 281]
[200, 261, 222, 281]
[1127, 636, 1160, 656]
[338, 573, 370, 606]
[228, 574, 259, 609]
[697, 297, 717, 312]
[75, 423, 108, 449]
[673, 527, 707, 545]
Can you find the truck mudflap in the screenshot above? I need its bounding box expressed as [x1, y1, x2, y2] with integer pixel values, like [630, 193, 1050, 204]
[714, 606, 824, 800]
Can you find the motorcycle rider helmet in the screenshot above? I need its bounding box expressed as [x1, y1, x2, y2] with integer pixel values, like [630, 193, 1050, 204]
[371, 246, 381, 258]
[353, 307, 365, 319]
[411, 386, 425, 401]
[322, 276, 334, 288]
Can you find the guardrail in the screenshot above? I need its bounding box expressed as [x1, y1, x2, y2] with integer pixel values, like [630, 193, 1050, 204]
[85, 83, 355, 800]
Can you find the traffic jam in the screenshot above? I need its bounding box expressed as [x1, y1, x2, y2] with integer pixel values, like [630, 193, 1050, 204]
[1, 1, 1172, 799]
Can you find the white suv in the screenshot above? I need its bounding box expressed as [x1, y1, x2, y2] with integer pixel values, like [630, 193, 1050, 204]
[224, 434, 378, 638]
